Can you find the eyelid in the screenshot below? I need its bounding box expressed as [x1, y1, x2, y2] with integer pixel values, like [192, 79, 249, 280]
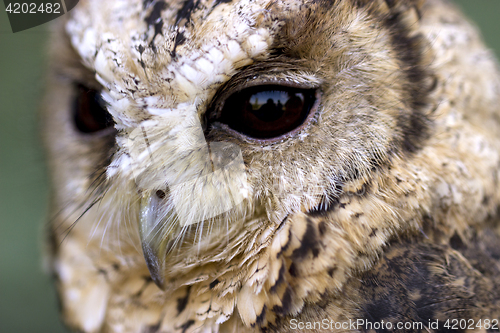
[209, 74, 321, 120]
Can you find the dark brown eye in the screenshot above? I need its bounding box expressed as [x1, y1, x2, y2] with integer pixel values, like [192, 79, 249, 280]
[218, 85, 317, 139]
[73, 84, 114, 133]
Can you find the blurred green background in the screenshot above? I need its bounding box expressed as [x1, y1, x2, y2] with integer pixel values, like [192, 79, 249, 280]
[1, 1, 500, 332]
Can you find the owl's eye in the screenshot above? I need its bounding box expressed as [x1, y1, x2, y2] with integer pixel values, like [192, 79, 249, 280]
[217, 85, 317, 139]
[73, 84, 114, 133]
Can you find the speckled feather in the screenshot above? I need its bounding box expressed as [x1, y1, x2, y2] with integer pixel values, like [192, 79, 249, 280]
[42, 0, 500, 332]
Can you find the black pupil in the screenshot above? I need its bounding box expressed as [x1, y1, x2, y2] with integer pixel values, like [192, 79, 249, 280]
[219, 85, 315, 139]
[73, 84, 113, 133]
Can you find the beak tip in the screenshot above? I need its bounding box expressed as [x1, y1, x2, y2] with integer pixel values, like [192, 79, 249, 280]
[150, 271, 166, 290]
[142, 244, 167, 290]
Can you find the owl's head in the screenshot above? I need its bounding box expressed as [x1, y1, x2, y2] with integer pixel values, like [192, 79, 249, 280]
[46, 0, 431, 285]
[44, 0, 500, 329]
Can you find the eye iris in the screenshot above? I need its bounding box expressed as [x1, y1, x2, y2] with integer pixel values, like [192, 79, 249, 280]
[220, 86, 315, 139]
[73, 84, 114, 133]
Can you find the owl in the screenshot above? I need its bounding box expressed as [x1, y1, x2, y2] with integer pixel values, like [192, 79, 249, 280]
[42, 0, 500, 332]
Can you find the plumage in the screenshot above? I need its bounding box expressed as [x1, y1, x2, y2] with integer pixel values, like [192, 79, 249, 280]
[42, 0, 500, 332]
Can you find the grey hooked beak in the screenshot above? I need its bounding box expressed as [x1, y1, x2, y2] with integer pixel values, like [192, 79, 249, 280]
[137, 142, 249, 289]
[139, 191, 176, 289]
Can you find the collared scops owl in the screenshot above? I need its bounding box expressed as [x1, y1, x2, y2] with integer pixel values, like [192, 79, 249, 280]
[42, 0, 500, 332]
